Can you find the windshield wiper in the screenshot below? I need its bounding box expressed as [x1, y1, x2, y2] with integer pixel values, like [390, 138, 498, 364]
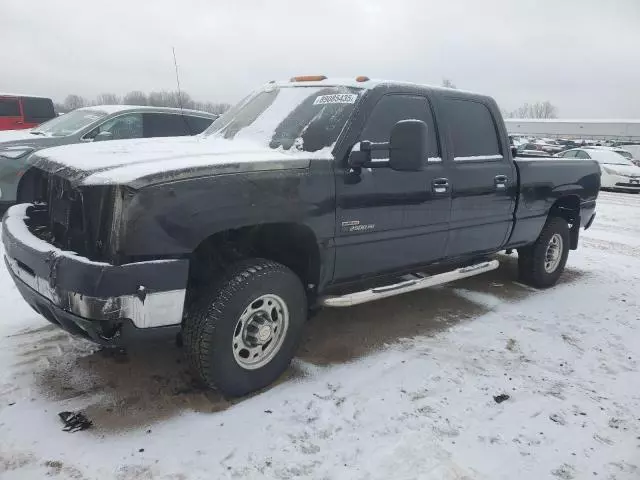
[30, 131, 45, 136]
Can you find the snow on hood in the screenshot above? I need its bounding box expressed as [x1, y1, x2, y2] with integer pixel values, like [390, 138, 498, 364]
[0, 129, 38, 143]
[31, 135, 333, 187]
[602, 164, 640, 176]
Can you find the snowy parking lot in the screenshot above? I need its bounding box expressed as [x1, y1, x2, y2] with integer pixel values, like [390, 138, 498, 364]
[1, 191, 639, 480]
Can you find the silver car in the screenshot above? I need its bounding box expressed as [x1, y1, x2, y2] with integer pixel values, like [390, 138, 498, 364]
[0, 105, 217, 209]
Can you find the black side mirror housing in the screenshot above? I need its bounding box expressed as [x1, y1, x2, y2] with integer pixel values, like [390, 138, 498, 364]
[511, 145, 518, 157]
[389, 120, 428, 172]
[348, 146, 369, 168]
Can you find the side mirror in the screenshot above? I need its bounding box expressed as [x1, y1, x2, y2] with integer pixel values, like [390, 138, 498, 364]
[93, 131, 113, 142]
[511, 146, 518, 157]
[347, 143, 370, 169]
[389, 120, 428, 172]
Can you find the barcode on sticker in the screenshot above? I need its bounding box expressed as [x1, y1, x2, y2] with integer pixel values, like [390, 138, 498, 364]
[313, 94, 357, 105]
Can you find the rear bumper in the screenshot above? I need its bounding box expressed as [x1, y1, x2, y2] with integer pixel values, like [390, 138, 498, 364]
[2, 204, 189, 342]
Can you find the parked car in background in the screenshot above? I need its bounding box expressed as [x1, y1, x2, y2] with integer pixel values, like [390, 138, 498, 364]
[534, 138, 564, 154]
[557, 139, 579, 150]
[611, 144, 640, 166]
[516, 142, 549, 157]
[0, 94, 55, 131]
[583, 145, 634, 161]
[0, 105, 218, 209]
[556, 148, 640, 193]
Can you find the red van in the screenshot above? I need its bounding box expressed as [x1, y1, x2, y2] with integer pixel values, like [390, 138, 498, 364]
[0, 94, 56, 131]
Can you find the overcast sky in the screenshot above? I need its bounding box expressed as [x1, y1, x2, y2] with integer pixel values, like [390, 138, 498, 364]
[2, 0, 639, 118]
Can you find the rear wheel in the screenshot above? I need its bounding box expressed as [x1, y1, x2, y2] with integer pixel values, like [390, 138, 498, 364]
[183, 258, 306, 397]
[518, 217, 570, 288]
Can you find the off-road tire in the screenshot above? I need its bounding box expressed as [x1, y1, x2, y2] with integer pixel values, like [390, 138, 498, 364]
[517, 216, 570, 288]
[183, 258, 306, 397]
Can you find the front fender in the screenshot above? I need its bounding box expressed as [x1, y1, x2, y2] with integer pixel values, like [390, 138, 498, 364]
[120, 165, 335, 258]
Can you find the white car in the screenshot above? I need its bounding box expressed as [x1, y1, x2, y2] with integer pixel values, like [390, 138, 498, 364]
[556, 148, 640, 193]
[583, 145, 634, 161]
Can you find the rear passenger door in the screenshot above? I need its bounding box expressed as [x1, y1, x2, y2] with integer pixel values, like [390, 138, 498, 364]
[441, 97, 516, 257]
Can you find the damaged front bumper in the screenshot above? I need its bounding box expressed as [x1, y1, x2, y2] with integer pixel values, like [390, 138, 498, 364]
[2, 204, 189, 345]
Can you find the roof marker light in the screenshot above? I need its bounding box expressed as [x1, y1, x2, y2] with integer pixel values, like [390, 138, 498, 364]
[290, 75, 327, 82]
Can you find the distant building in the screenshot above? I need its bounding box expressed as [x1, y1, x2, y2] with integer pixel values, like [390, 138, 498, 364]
[505, 119, 640, 142]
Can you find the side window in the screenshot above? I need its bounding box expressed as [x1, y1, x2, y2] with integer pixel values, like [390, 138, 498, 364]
[360, 95, 439, 160]
[22, 98, 55, 123]
[185, 115, 215, 134]
[575, 150, 590, 159]
[443, 98, 501, 159]
[87, 113, 143, 140]
[143, 113, 190, 137]
[562, 150, 577, 158]
[0, 98, 20, 117]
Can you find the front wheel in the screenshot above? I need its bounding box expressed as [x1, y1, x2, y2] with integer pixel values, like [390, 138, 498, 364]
[183, 258, 307, 397]
[517, 217, 570, 288]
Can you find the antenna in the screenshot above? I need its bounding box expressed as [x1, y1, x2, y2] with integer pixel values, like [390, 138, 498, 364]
[172, 47, 184, 113]
[172, 47, 192, 134]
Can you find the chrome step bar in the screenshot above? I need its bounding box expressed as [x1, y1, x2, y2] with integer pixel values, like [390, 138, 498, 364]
[320, 260, 500, 307]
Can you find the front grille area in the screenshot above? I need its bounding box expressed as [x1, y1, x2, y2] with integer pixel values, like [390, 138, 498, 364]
[25, 171, 115, 261]
[48, 175, 84, 250]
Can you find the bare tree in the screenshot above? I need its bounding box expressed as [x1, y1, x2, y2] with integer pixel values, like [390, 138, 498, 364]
[147, 90, 196, 109]
[96, 93, 120, 105]
[61, 90, 230, 114]
[63, 94, 87, 111]
[123, 91, 148, 106]
[511, 101, 558, 119]
[193, 101, 231, 114]
[442, 78, 457, 89]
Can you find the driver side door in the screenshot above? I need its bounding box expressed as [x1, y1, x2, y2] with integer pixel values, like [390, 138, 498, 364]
[333, 94, 451, 282]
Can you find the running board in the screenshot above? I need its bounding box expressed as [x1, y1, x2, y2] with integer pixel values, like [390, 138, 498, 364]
[319, 260, 500, 307]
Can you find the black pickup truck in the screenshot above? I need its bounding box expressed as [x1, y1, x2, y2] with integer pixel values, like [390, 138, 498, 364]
[2, 77, 600, 396]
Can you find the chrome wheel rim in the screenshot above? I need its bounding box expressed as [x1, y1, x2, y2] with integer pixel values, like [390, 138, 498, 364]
[544, 233, 563, 273]
[232, 294, 289, 370]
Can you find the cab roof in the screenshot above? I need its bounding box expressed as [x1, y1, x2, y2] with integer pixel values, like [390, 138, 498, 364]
[272, 77, 488, 100]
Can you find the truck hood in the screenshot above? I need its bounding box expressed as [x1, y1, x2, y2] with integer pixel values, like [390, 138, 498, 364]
[601, 164, 640, 177]
[30, 136, 332, 189]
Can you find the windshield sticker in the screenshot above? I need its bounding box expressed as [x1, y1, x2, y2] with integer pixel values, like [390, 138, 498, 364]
[313, 94, 357, 105]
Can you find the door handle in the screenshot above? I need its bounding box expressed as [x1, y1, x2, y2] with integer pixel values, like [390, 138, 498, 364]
[432, 177, 450, 194]
[494, 175, 508, 190]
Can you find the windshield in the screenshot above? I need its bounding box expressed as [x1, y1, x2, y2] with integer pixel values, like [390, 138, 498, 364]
[32, 109, 108, 137]
[203, 85, 362, 153]
[616, 150, 633, 160]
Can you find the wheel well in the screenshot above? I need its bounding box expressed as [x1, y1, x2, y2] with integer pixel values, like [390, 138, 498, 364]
[187, 223, 321, 304]
[549, 195, 580, 249]
[549, 195, 580, 224]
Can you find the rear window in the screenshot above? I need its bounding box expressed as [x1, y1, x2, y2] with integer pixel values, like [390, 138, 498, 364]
[185, 115, 215, 134]
[443, 98, 501, 159]
[22, 97, 55, 123]
[143, 113, 197, 137]
[0, 98, 20, 117]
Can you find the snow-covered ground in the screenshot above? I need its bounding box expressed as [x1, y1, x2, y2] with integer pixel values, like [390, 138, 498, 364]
[1, 191, 639, 480]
